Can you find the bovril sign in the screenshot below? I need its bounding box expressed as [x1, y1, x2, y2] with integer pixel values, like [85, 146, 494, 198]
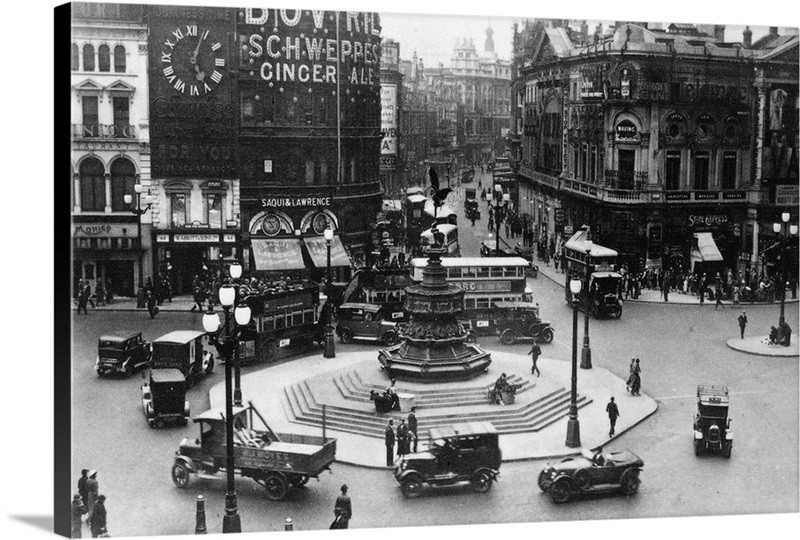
[688, 214, 728, 228]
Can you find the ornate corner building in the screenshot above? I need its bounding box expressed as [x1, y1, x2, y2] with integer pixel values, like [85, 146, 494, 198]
[512, 20, 798, 277]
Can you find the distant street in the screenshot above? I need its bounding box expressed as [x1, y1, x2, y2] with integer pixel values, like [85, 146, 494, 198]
[71, 179, 798, 534]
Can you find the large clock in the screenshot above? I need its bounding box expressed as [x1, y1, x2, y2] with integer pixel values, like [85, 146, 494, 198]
[161, 24, 225, 96]
[262, 214, 281, 236]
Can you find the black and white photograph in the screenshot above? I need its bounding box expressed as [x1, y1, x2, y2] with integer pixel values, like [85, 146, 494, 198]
[4, 0, 800, 539]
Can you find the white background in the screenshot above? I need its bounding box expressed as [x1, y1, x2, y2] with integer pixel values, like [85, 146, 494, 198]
[1, 1, 797, 539]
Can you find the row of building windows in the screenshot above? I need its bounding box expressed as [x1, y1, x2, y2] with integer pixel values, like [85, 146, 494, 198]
[72, 43, 126, 73]
[166, 192, 224, 229]
[240, 86, 380, 128]
[77, 95, 131, 138]
[75, 157, 136, 212]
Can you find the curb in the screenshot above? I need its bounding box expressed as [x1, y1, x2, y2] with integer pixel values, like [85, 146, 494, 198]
[725, 337, 799, 357]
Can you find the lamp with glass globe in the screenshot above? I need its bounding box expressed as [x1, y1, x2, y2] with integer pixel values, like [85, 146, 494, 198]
[772, 212, 798, 327]
[566, 278, 582, 448]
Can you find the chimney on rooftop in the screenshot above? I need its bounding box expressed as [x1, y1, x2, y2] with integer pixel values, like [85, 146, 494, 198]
[714, 25, 725, 42]
[769, 26, 778, 35]
[743, 26, 752, 48]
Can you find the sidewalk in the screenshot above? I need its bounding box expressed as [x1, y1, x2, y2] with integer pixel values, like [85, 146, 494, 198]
[208, 350, 658, 468]
[73, 295, 200, 312]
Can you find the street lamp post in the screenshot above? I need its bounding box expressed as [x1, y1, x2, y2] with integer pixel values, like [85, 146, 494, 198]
[124, 183, 152, 307]
[566, 278, 582, 448]
[229, 262, 244, 407]
[490, 185, 510, 255]
[772, 212, 798, 326]
[202, 284, 252, 534]
[581, 244, 593, 369]
[323, 227, 336, 358]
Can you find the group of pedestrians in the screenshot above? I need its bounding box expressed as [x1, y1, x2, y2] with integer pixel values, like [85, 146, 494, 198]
[72, 469, 108, 538]
[384, 406, 419, 466]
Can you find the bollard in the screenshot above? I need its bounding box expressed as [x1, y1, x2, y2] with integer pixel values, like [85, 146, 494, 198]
[195, 495, 207, 534]
[284, 518, 294, 531]
[323, 325, 336, 358]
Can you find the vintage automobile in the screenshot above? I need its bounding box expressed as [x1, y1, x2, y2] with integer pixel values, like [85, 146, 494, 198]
[171, 403, 336, 501]
[693, 385, 732, 458]
[538, 448, 644, 503]
[464, 198, 481, 222]
[494, 301, 554, 345]
[151, 331, 214, 389]
[336, 303, 404, 346]
[94, 331, 152, 377]
[394, 422, 501, 498]
[586, 272, 623, 319]
[141, 368, 190, 428]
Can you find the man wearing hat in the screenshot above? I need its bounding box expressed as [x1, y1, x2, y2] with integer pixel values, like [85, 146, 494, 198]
[85, 470, 99, 526]
[384, 420, 396, 466]
[77, 469, 89, 508]
[71, 494, 87, 538]
[331, 484, 352, 529]
[90, 494, 107, 538]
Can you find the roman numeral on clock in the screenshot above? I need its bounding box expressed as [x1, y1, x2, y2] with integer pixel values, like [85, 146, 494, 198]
[163, 66, 174, 76]
[215, 58, 226, 67]
[190, 85, 199, 96]
[210, 71, 222, 83]
[174, 79, 186, 93]
[211, 42, 222, 51]
[186, 25, 197, 36]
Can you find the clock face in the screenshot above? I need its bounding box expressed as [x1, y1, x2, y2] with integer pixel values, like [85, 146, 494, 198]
[312, 213, 331, 235]
[262, 215, 281, 236]
[161, 24, 225, 97]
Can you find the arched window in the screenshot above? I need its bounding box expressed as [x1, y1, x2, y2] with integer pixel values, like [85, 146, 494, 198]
[114, 45, 126, 73]
[98, 45, 111, 72]
[71, 44, 79, 71]
[110, 158, 136, 211]
[80, 158, 105, 211]
[82, 44, 95, 72]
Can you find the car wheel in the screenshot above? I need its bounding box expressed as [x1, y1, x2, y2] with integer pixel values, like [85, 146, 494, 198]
[471, 471, 493, 493]
[205, 356, 215, 375]
[694, 439, 703, 457]
[722, 441, 732, 459]
[619, 469, 640, 496]
[263, 472, 289, 501]
[400, 476, 423, 498]
[537, 471, 551, 492]
[573, 469, 591, 490]
[171, 461, 191, 488]
[500, 329, 516, 345]
[527, 324, 541, 340]
[540, 328, 554, 344]
[339, 329, 354, 344]
[383, 332, 399, 346]
[550, 479, 572, 503]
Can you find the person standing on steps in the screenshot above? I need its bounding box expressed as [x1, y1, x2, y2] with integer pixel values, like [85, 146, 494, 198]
[738, 311, 748, 339]
[606, 397, 620, 437]
[529, 343, 541, 377]
[408, 407, 418, 452]
[384, 420, 396, 467]
[396, 418, 409, 457]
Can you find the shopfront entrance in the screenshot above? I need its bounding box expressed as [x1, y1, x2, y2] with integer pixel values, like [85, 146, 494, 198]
[154, 231, 241, 296]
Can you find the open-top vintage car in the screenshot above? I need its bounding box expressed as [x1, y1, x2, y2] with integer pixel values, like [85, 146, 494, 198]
[394, 422, 501, 498]
[538, 448, 643, 503]
[171, 403, 336, 501]
[95, 332, 152, 377]
[693, 385, 732, 458]
[493, 301, 554, 345]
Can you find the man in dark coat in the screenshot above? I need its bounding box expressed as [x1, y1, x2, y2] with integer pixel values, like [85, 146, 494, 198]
[330, 484, 352, 529]
[396, 419, 409, 457]
[77, 469, 89, 508]
[408, 407, 418, 452]
[529, 343, 542, 377]
[738, 311, 748, 339]
[384, 420, 396, 466]
[71, 494, 87, 539]
[606, 397, 620, 437]
[90, 494, 107, 538]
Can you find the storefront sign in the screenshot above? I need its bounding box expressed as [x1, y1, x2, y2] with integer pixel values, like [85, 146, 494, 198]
[666, 192, 690, 201]
[776, 185, 799, 206]
[688, 214, 728, 228]
[615, 120, 638, 140]
[722, 191, 745, 200]
[223, 234, 237, 242]
[156, 234, 170, 243]
[260, 197, 331, 208]
[381, 84, 398, 157]
[695, 191, 719, 200]
[73, 224, 112, 236]
[453, 281, 512, 293]
[174, 234, 220, 242]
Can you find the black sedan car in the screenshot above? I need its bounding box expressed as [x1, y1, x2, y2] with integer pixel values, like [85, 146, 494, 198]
[538, 448, 643, 503]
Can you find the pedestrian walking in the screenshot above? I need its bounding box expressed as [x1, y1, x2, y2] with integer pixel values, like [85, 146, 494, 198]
[529, 343, 541, 377]
[663, 280, 669, 302]
[606, 397, 620, 437]
[77, 469, 89, 508]
[330, 484, 352, 529]
[71, 494, 87, 539]
[84, 282, 95, 309]
[408, 407, 418, 452]
[145, 289, 158, 318]
[85, 470, 99, 525]
[384, 420, 396, 466]
[738, 311, 748, 339]
[77, 283, 89, 315]
[90, 494, 107, 538]
[625, 358, 636, 393]
[396, 418, 409, 457]
[715, 289, 725, 310]
[629, 359, 642, 396]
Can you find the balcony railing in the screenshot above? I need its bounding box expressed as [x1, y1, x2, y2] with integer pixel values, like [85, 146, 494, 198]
[72, 124, 137, 139]
[603, 170, 648, 191]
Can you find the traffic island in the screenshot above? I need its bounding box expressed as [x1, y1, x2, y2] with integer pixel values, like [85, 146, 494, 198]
[208, 349, 657, 467]
[726, 336, 799, 357]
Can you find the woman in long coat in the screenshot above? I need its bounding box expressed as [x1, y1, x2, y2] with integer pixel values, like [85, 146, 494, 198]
[625, 358, 636, 392]
[630, 359, 642, 396]
[90, 495, 107, 538]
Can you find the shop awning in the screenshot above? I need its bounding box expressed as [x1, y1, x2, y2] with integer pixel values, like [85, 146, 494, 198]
[250, 238, 306, 271]
[303, 235, 351, 268]
[691, 232, 723, 262]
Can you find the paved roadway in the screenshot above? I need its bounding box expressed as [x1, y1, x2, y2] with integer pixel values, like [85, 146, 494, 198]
[70, 173, 797, 536]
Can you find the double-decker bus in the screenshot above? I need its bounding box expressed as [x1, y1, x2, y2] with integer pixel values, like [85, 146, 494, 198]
[563, 227, 623, 319]
[420, 224, 460, 257]
[410, 257, 533, 335]
[239, 283, 324, 363]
